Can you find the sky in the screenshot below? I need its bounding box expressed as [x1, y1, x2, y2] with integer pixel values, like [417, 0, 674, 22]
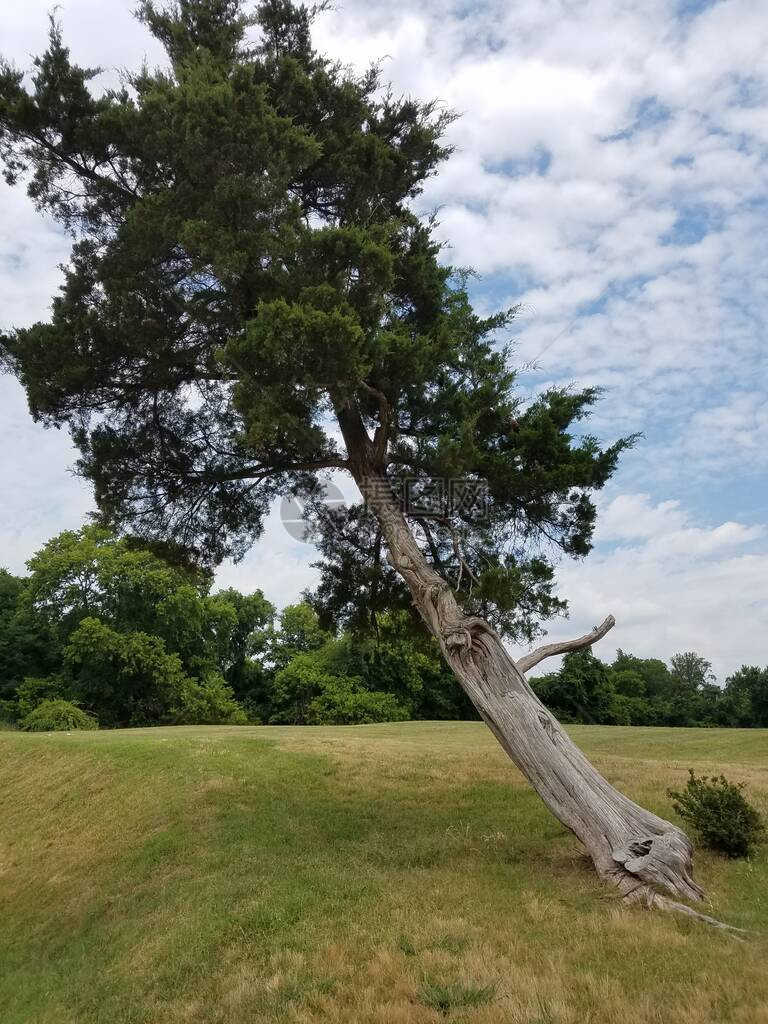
[0, 0, 766, 679]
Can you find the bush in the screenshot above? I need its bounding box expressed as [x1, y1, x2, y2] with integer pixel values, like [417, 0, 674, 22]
[13, 676, 66, 719]
[20, 699, 99, 732]
[307, 677, 409, 725]
[668, 769, 765, 858]
[170, 674, 248, 725]
[65, 618, 196, 726]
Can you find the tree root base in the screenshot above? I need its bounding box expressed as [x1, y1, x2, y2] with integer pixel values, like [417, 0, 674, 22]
[620, 883, 747, 934]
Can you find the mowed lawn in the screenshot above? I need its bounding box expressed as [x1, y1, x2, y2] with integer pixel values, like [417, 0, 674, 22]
[1, 723, 767, 1024]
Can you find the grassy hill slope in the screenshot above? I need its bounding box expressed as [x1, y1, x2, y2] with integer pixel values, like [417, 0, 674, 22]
[1, 723, 767, 1023]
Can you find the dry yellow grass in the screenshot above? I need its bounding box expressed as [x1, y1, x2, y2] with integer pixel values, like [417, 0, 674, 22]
[1, 723, 766, 1023]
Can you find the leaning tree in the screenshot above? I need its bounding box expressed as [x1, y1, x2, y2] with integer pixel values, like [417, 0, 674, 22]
[0, 0, 717, 920]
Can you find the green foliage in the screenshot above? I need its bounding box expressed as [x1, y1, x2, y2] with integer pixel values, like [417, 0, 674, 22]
[531, 649, 768, 729]
[613, 650, 675, 700]
[62, 616, 245, 727]
[211, 586, 273, 697]
[172, 673, 248, 725]
[269, 602, 330, 671]
[20, 699, 98, 732]
[337, 610, 476, 720]
[267, 631, 410, 725]
[670, 651, 715, 689]
[12, 676, 66, 720]
[531, 651, 625, 725]
[668, 770, 765, 858]
[306, 678, 409, 726]
[25, 526, 204, 640]
[5, 523, 768, 730]
[722, 666, 768, 728]
[0, 570, 59, 701]
[264, 606, 472, 724]
[267, 653, 347, 724]
[0, 527, 274, 727]
[64, 617, 192, 727]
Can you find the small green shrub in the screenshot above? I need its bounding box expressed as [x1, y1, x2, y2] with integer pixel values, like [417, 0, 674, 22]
[20, 699, 99, 732]
[668, 769, 765, 858]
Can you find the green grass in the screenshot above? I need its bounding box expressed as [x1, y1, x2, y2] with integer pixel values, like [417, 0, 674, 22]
[1, 723, 767, 1023]
[419, 980, 496, 1013]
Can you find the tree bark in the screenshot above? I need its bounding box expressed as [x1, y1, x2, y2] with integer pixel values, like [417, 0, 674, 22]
[336, 404, 713, 917]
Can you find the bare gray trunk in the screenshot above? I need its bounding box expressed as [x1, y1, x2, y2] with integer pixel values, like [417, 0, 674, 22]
[340, 441, 708, 913]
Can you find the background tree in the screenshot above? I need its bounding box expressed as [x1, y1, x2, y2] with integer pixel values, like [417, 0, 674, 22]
[666, 652, 718, 727]
[530, 649, 736, 729]
[0, 0, 711, 915]
[0, 570, 59, 707]
[212, 586, 274, 702]
[531, 650, 621, 725]
[613, 649, 676, 702]
[721, 666, 768, 728]
[670, 652, 716, 690]
[268, 602, 330, 672]
[2, 527, 269, 726]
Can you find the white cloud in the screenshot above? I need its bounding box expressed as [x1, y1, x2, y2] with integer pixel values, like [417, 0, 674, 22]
[521, 493, 767, 679]
[595, 494, 689, 541]
[0, 377, 93, 573]
[682, 391, 768, 475]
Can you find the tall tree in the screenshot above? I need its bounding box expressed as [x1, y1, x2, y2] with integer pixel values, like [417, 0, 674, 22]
[0, 0, 709, 916]
[670, 651, 716, 691]
[723, 666, 768, 728]
[0, 569, 59, 699]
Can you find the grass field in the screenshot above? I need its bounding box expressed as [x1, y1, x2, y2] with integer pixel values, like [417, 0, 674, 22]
[1, 723, 767, 1024]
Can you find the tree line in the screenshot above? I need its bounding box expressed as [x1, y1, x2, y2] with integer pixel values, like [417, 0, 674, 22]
[531, 649, 768, 729]
[1, 526, 765, 730]
[0, 526, 469, 728]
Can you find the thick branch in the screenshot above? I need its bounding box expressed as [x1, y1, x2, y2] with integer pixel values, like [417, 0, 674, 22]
[516, 615, 615, 675]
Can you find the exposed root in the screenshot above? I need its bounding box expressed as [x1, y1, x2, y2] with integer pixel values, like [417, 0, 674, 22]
[607, 831, 746, 931]
[652, 893, 747, 933]
[620, 883, 747, 934]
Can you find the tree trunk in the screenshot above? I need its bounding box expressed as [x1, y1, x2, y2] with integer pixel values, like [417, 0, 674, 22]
[336, 409, 710, 915]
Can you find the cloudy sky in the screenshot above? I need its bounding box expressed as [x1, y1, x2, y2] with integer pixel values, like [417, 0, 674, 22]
[1, 0, 766, 678]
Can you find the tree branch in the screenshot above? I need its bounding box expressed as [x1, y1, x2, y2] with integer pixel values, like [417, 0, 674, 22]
[4, 124, 138, 202]
[359, 380, 390, 466]
[187, 457, 348, 484]
[516, 615, 616, 675]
